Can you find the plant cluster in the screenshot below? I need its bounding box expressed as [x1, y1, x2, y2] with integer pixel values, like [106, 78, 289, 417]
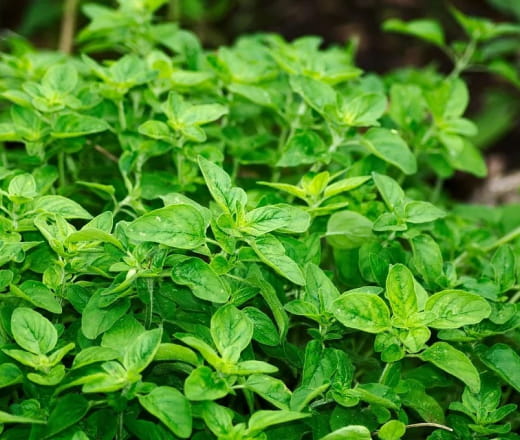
[0, 1, 519, 439]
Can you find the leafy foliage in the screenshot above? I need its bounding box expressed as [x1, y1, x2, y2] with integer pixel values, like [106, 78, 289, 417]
[0, 2, 519, 440]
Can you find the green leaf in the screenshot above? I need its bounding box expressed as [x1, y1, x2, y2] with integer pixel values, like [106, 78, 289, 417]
[33, 195, 92, 219]
[211, 304, 253, 362]
[326, 211, 374, 249]
[154, 343, 199, 365]
[338, 92, 387, 127]
[10, 281, 62, 314]
[247, 410, 309, 435]
[51, 113, 109, 138]
[11, 307, 57, 355]
[249, 235, 305, 285]
[199, 401, 234, 437]
[290, 75, 337, 114]
[320, 426, 372, 440]
[411, 234, 444, 289]
[45, 394, 89, 438]
[228, 83, 275, 108]
[277, 130, 327, 167]
[323, 176, 371, 200]
[246, 374, 292, 410]
[138, 120, 172, 141]
[383, 18, 445, 46]
[243, 307, 280, 346]
[420, 342, 481, 392]
[171, 256, 230, 303]
[81, 292, 131, 340]
[378, 420, 406, 440]
[123, 328, 163, 374]
[477, 343, 520, 392]
[372, 172, 405, 212]
[138, 386, 192, 438]
[491, 246, 516, 292]
[404, 201, 446, 224]
[126, 204, 206, 249]
[43, 64, 78, 94]
[0, 363, 23, 388]
[0, 411, 46, 425]
[242, 204, 311, 235]
[385, 264, 418, 322]
[180, 103, 228, 126]
[333, 292, 392, 333]
[198, 156, 246, 214]
[184, 366, 230, 400]
[8, 173, 38, 201]
[72, 346, 120, 369]
[362, 128, 417, 175]
[425, 290, 492, 329]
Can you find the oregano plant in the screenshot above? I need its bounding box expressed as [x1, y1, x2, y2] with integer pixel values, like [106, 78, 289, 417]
[0, 1, 519, 440]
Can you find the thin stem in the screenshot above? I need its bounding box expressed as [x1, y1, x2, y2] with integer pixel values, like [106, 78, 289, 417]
[59, 0, 79, 54]
[406, 422, 453, 432]
[450, 38, 477, 77]
[95, 145, 118, 163]
[145, 278, 154, 329]
[58, 151, 66, 187]
[483, 225, 520, 252]
[168, 0, 181, 22]
[508, 290, 520, 304]
[431, 177, 444, 204]
[117, 100, 127, 131]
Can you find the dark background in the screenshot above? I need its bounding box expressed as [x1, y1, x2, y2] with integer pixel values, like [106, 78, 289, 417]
[1, 0, 519, 200]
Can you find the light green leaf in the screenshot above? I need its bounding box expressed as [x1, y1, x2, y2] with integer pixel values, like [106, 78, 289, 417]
[290, 75, 337, 114]
[171, 256, 230, 303]
[320, 426, 372, 440]
[242, 204, 311, 235]
[247, 410, 309, 435]
[52, 113, 109, 138]
[126, 204, 206, 249]
[184, 366, 230, 401]
[33, 195, 92, 219]
[362, 128, 417, 175]
[385, 264, 418, 321]
[249, 235, 305, 285]
[138, 386, 192, 438]
[43, 64, 78, 94]
[8, 173, 38, 201]
[138, 120, 172, 141]
[477, 343, 520, 392]
[198, 156, 247, 214]
[11, 307, 57, 355]
[404, 201, 446, 224]
[420, 342, 480, 392]
[211, 304, 254, 362]
[383, 18, 445, 46]
[338, 92, 387, 127]
[0, 411, 46, 425]
[425, 290, 492, 329]
[333, 292, 392, 333]
[123, 327, 163, 374]
[326, 211, 373, 249]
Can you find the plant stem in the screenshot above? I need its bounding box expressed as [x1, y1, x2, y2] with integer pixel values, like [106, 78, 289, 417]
[59, 0, 79, 54]
[168, 0, 181, 22]
[406, 422, 453, 432]
[145, 278, 154, 329]
[58, 151, 66, 187]
[117, 101, 127, 131]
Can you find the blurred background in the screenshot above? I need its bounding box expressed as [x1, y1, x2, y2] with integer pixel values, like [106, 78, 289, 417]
[1, 0, 519, 200]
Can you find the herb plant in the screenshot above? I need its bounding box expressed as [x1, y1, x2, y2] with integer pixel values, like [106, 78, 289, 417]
[0, 1, 519, 440]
